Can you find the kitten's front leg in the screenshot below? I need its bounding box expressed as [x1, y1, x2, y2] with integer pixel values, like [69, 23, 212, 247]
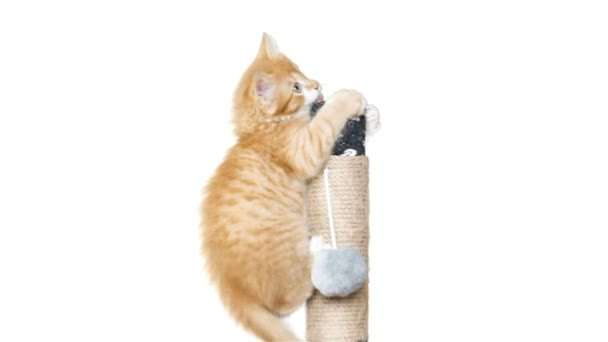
[287, 89, 366, 178]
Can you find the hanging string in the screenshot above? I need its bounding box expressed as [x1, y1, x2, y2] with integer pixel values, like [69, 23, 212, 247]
[323, 167, 337, 249]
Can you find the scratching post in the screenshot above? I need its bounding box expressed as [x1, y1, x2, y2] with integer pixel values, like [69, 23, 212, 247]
[306, 157, 369, 341]
[306, 102, 370, 342]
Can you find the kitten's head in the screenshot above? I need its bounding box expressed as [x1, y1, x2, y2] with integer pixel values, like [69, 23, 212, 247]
[232, 33, 323, 133]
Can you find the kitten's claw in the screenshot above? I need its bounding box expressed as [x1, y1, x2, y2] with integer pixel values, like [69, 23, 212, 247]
[365, 104, 381, 137]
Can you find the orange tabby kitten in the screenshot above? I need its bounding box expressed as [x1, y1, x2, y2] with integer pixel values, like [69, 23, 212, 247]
[200, 33, 366, 341]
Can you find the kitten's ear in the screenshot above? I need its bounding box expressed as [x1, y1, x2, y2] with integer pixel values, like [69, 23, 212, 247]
[256, 32, 280, 60]
[255, 72, 273, 101]
[254, 72, 277, 112]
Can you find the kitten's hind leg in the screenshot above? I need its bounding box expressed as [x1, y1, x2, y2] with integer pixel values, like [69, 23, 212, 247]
[272, 273, 314, 317]
[271, 243, 316, 317]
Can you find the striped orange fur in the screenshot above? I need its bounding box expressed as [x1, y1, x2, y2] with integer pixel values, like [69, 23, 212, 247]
[200, 33, 366, 341]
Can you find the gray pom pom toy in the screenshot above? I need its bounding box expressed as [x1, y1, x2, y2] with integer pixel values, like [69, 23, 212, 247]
[311, 246, 368, 297]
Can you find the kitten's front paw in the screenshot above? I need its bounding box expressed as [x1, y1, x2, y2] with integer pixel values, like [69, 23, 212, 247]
[365, 104, 381, 137]
[328, 89, 367, 118]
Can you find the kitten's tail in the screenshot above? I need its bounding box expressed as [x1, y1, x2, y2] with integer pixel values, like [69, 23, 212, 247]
[220, 285, 299, 342]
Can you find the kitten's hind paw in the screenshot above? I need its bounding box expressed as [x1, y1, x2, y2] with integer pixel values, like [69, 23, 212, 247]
[310, 235, 331, 255]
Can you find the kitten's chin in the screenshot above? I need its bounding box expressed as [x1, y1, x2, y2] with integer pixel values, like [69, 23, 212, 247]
[308, 93, 325, 117]
[310, 100, 325, 117]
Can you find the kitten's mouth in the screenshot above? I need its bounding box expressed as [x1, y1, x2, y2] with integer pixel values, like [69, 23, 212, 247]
[310, 94, 325, 117]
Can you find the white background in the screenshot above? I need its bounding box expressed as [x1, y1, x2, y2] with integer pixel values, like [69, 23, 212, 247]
[1, 0, 607, 341]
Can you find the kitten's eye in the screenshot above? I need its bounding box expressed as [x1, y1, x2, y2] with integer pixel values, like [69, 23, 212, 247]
[293, 82, 302, 93]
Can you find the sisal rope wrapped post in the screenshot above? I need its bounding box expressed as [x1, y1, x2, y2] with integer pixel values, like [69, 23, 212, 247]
[306, 105, 370, 341]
